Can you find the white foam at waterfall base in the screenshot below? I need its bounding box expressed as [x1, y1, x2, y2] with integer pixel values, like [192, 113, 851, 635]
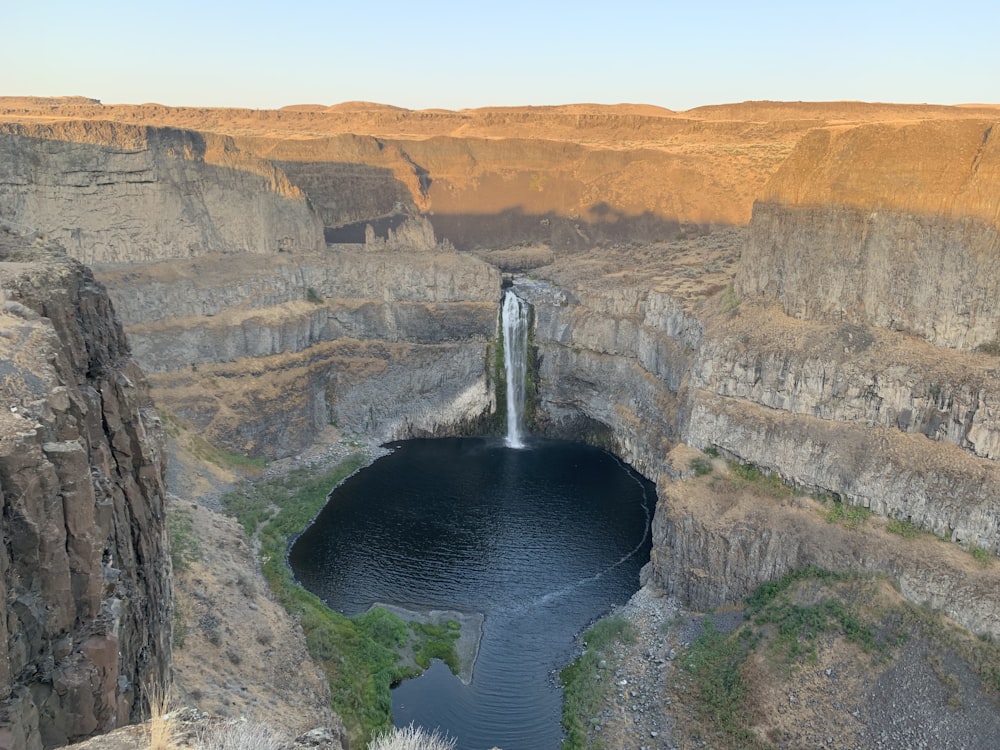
[502, 290, 529, 449]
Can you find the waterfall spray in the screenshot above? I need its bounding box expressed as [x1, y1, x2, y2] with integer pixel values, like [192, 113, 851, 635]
[502, 289, 530, 448]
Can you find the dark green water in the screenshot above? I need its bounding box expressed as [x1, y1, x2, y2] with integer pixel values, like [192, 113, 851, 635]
[289, 437, 653, 750]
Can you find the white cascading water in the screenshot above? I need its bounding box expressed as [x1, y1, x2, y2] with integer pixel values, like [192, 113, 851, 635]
[502, 289, 530, 448]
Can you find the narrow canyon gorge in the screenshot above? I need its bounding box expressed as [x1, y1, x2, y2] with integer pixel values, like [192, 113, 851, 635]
[1, 96, 999, 748]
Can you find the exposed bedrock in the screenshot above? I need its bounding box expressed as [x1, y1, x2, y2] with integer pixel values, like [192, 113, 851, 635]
[0, 122, 323, 264]
[739, 203, 1000, 349]
[95, 249, 502, 457]
[648, 462, 1000, 638]
[738, 119, 1000, 349]
[0, 232, 170, 749]
[522, 230, 1000, 636]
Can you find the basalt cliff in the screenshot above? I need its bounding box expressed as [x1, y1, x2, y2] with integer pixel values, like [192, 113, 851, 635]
[1, 97, 999, 745]
[0, 228, 170, 749]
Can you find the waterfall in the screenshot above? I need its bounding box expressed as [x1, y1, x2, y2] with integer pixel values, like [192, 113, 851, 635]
[502, 289, 530, 448]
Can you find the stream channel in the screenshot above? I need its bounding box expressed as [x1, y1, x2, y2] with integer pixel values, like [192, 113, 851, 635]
[289, 436, 654, 750]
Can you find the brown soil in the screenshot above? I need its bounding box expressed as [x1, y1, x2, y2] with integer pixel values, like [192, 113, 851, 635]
[162, 424, 368, 739]
[168, 495, 334, 738]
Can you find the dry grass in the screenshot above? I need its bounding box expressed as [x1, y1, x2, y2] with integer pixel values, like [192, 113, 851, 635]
[366, 724, 457, 750]
[195, 720, 286, 750]
[144, 683, 176, 750]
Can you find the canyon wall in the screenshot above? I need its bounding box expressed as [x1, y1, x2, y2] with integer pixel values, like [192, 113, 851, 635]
[2, 100, 1000, 744]
[519, 117, 1000, 636]
[0, 122, 323, 264]
[737, 120, 1000, 350]
[0, 229, 170, 749]
[95, 249, 502, 457]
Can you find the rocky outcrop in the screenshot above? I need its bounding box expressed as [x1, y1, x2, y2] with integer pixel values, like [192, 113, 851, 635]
[521, 220, 1000, 634]
[94, 249, 502, 457]
[737, 121, 1000, 350]
[646, 447, 1000, 639]
[0, 229, 170, 749]
[0, 122, 323, 264]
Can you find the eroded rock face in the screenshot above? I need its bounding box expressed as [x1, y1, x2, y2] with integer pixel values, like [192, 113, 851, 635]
[738, 202, 1000, 349]
[522, 227, 1000, 635]
[0, 230, 170, 749]
[95, 249, 502, 457]
[737, 119, 1000, 350]
[0, 122, 323, 264]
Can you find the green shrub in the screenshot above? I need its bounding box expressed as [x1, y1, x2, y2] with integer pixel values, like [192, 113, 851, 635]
[560, 615, 636, 750]
[168, 510, 201, 570]
[972, 546, 993, 568]
[976, 340, 1000, 356]
[681, 620, 762, 746]
[409, 620, 461, 673]
[826, 499, 873, 528]
[585, 615, 635, 650]
[886, 518, 921, 539]
[689, 456, 714, 476]
[721, 285, 741, 316]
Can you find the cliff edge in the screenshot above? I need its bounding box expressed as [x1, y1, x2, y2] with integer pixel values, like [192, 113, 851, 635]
[0, 227, 170, 749]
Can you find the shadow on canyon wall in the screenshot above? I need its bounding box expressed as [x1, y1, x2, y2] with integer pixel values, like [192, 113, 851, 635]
[274, 160, 415, 229]
[428, 205, 729, 251]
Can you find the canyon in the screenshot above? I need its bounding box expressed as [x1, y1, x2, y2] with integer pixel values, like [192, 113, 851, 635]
[0, 96, 999, 747]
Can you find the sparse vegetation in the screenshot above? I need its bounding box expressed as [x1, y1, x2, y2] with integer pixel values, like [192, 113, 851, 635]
[681, 619, 764, 747]
[887, 517, 922, 539]
[194, 720, 286, 750]
[560, 615, 636, 750]
[689, 455, 714, 476]
[971, 545, 993, 568]
[721, 285, 741, 316]
[143, 681, 175, 750]
[975, 339, 1000, 356]
[676, 570, 902, 748]
[825, 498, 873, 528]
[168, 509, 201, 570]
[163, 412, 268, 471]
[172, 603, 189, 649]
[529, 172, 548, 192]
[220, 454, 462, 748]
[410, 620, 462, 673]
[670, 567, 1000, 748]
[306, 286, 324, 304]
[723, 460, 791, 499]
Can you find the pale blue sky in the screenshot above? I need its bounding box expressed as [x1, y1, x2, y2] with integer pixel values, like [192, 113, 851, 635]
[4, 1, 997, 111]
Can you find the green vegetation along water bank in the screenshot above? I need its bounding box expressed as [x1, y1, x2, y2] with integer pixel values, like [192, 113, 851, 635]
[220, 453, 462, 748]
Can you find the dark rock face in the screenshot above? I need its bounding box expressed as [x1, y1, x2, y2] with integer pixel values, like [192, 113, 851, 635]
[0, 231, 170, 750]
[737, 202, 1000, 350]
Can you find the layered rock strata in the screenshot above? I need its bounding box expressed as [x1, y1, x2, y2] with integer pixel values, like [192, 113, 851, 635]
[0, 229, 170, 749]
[0, 122, 322, 264]
[520, 118, 1000, 636]
[95, 249, 502, 457]
[738, 120, 1000, 350]
[1, 101, 999, 739]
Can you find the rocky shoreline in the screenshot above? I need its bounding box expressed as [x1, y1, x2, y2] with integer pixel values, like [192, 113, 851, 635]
[589, 574, 1000, 750]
